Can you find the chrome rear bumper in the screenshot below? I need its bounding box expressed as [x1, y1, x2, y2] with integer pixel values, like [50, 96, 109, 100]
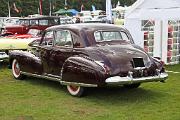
[105, 72, 168, 85]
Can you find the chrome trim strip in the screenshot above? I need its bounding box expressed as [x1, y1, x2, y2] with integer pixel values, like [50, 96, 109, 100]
[105, 72, 168, 85]
[21, 72, 61, 82]
[60, 81, 98, 87]
[21, 72, 98, 87]
[134, 67, 146, 70]
[44, 73, 61, 79]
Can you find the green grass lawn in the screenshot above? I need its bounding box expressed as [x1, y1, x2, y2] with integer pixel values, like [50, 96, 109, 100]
[0, 63, 180, 120]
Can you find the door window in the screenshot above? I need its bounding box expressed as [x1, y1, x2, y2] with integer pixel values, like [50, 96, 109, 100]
[54, 30, 73, 47]
[41, 31, 53, 46]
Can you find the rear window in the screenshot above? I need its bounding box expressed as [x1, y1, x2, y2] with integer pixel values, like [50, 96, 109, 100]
[94, 31, 130, 42]
[39, 20, 48, 25]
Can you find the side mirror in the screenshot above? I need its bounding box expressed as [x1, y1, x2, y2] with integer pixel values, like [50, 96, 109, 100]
[28, 42, 38, 47]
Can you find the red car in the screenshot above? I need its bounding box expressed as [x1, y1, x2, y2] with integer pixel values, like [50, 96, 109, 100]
[1, 16, 61, 36]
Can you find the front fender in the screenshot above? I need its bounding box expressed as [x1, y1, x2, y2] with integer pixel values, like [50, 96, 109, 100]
[9, 50, 42, 74]
[61, 56, 107, 87]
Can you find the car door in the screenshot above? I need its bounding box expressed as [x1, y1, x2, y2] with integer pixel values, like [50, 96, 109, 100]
[47, 29, 74, 76]
[38, 30, 54, 74]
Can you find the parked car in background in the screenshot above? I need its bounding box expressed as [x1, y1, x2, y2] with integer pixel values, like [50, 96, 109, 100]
[9, 23, 168, 97]
[2, 17, 19, 27]
[1, 16, 61, 36]
[79, 11, 92, 16]
[92, 15, 107, 23]
[91, 10, 105, 16]
[60, 17, 74, 25]
[79, 16, 93, 23]
[0, 29, 42, 54]
[0, 17, 19, 34]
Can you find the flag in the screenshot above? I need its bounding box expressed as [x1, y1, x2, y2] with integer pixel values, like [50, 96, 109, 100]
[13, 3, 19, 13]
[81, 4, 84, 11]
[92, 5, 96, 11]
[39, 0, 43, 15]
[106, 0, 112, 23]
[116, 1, 120, 7]
[65, 0, 67, 6]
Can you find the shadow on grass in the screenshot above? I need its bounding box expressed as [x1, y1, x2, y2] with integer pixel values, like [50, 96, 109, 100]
[85, 87, 166, 104]
[25, 76, 66, 92]
[0, 61, 10, 69]
[24, 76, 166, 104]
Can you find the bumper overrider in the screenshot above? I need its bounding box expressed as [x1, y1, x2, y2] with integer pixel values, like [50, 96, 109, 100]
[105, 71, 168, 85]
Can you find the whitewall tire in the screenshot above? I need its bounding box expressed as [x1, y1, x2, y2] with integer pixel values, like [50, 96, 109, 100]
[12, 59, 24, 79]
[67, 85, 85, 97]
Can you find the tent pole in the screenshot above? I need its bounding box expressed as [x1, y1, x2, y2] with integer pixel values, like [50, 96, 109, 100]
[160, 20, 163, 60]
[8, 1, 11, 17]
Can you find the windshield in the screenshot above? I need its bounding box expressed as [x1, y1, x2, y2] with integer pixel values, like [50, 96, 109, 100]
[28, 29, 41, 36]
[18, 19, 29, 25]
[94, 31, 130, 42]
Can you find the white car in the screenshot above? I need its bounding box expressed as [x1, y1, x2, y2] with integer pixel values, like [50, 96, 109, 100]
[80, 16, 92, 23]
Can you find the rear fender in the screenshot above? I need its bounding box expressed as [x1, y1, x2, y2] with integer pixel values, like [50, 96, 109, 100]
[61, 56, 107, 87]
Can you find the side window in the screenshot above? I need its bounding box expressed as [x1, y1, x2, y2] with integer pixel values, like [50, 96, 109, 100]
[72, 33, 82, 48]
[54, 30, 73, 47]
[41, 31, 53, 46]
[120, 31, 130, 41]
[39, 20, 48, 25]
[49, 19, 59, 25]
[30, 20, 38, 25]
[94, 31, 102, 41]
[20, 20, 29, 25]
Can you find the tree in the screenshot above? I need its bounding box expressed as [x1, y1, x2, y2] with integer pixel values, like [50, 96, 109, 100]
[0, 0, 137, 17]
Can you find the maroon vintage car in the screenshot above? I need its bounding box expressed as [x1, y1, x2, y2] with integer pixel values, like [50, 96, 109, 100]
[1, 16, 61, 36]
[9, 23, 168, 97]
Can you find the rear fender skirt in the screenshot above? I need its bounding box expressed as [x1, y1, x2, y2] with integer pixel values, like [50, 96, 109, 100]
[61, 56, 107, 87]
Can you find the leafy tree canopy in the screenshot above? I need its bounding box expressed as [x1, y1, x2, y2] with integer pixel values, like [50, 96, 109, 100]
[0, 0, 136, 17]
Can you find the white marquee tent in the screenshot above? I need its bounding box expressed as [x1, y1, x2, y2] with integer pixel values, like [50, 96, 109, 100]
[125, 0, 180, 64]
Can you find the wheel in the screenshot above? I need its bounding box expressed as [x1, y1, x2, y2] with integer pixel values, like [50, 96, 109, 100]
[123, 83, 141, 89]
[12, 59, 24, 79]
[67, 85, 85, 97]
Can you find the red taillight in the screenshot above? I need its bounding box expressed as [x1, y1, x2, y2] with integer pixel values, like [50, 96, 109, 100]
[154, 57, 164, 65]
[160, 61, 165, 66]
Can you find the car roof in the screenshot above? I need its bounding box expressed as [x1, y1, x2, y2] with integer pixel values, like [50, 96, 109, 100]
[46, 23, 125, 32]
